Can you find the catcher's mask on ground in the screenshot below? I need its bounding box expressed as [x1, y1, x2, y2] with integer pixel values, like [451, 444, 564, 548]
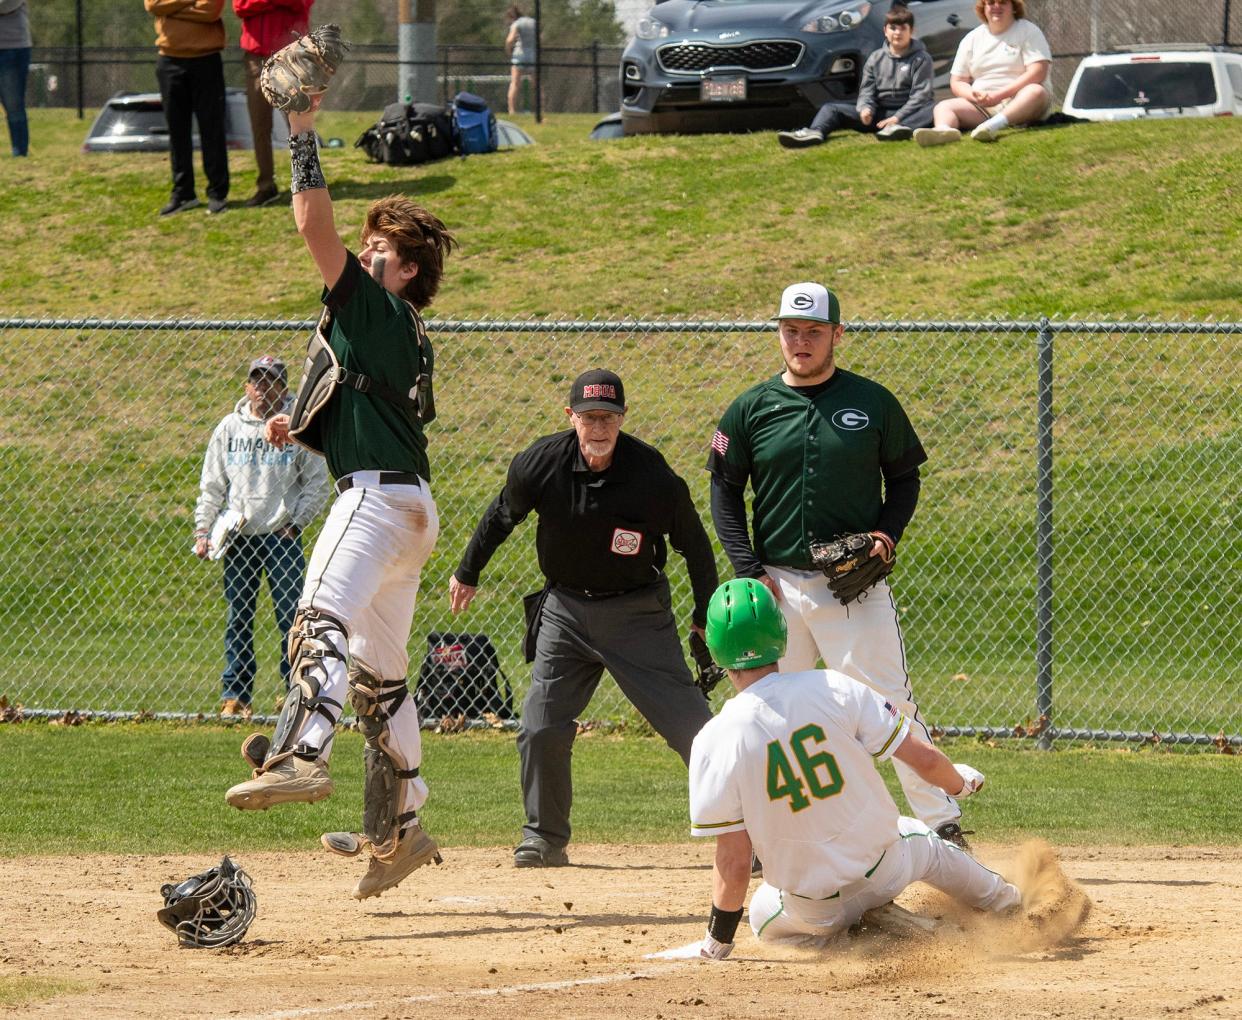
[705, 578, 788, 670]
[157, 856, 257, 948]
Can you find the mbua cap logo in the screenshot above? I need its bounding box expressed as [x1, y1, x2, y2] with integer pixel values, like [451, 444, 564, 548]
[831, 409, 870, 431]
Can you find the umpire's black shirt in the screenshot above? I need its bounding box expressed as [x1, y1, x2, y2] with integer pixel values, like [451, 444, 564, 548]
[454, 430, 719, 626]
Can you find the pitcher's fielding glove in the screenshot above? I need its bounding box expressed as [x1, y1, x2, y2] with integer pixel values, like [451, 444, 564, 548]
[809, 532, 895, 606]
[260, 24, 350, 113]
[688, 630, 726, 696]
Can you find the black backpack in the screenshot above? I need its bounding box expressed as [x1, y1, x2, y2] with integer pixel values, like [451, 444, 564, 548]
[415, 631, 514, 720]
[355, 101, 456, 166]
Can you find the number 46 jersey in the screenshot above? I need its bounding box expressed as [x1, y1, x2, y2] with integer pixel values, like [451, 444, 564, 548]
[689, 669, 911, 900]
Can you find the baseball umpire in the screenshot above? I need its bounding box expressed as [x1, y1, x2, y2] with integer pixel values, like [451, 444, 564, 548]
[706, 282, 969, 846]
[224, 38, 460, 902]
[671, 578, 1018, 959]
[448, 369, 718, 868]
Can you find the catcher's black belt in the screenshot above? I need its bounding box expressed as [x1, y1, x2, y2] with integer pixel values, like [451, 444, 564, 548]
[336, 471, 422, 494]
[556, 583, 645, 600]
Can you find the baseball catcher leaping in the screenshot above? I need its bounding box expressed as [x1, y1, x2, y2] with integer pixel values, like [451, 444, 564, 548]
[223, 23, 459, 901]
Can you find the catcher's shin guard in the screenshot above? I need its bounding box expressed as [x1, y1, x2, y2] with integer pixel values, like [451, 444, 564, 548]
[255, 607, 347, 769]
[348, 665, 421, 854]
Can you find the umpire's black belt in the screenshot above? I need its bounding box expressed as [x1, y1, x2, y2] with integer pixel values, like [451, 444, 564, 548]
[555, 583, 644, 600]
[336, 471, 422, 495]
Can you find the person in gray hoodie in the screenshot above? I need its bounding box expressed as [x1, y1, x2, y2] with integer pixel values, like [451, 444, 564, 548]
[194, 355, 330, 715]
[779, 5, 934, 148]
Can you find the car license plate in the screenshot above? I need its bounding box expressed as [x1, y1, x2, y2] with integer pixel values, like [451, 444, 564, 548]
[700, 75, 747, 102]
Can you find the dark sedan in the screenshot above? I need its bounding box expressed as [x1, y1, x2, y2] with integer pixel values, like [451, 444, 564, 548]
[620, 0, 975, 135]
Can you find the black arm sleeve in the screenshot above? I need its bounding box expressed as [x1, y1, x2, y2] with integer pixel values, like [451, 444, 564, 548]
[710, 474, 764, 579]
[453, 487, 529, 586]
[875, 466, 920, 543]
[667, 477, 720, 628]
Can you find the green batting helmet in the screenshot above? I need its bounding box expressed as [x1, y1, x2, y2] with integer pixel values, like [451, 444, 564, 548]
[705, 579, 787, 670]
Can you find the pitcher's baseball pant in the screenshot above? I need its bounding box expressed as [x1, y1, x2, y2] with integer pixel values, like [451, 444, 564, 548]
[518, 578, 714, 848]
[749, 817, 1020, 943]
[765, 566, 959, 828]
[295, 475, 439, 820]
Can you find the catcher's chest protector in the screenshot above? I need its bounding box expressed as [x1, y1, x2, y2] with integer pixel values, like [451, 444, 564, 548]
[288, 306, 434, 455]
[288, 309, 338, 455]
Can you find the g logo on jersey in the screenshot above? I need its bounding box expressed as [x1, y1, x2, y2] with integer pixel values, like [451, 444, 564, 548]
[790, 292, 815, 310]
[831, 409, 870, 431]
[611, 528, 642, 556]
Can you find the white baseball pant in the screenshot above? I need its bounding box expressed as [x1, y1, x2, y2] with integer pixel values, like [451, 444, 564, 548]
[298, 474, 439, 818]
[764, 566, 960, 829]
[748, 817, 1020, 943]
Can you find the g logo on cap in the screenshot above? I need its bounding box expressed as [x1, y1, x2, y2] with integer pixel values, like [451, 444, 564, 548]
[791, 292, 815, 310]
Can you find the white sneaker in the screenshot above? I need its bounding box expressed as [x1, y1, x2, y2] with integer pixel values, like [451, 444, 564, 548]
[914, 127, 962, 148]
[971, 122, 1001, 143]
[777, 127, 826, 149]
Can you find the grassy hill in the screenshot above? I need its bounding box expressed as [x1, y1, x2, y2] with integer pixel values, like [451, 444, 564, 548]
[1, 109, 1238, 741]
[1, 109, 1239, 320]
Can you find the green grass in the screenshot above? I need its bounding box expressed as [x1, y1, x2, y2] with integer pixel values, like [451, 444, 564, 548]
[2, 724, 1238, 855]
[0, 977, 87, 1008]
[1, 109, 1240, 318]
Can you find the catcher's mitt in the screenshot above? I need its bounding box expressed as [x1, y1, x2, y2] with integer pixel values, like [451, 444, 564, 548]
[809, 532, 894, 606]
[689, 630, 726, 696]
[260, 24, 350, 114]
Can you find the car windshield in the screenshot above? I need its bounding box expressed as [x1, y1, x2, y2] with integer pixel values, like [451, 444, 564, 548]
[1074, 63, 1217, 109]
[91, 100, 168, 138]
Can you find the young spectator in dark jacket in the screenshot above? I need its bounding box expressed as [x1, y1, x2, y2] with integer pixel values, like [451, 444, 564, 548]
[778, 5, 934, 149]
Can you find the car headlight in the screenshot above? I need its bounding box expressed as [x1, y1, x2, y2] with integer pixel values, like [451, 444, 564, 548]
[801, 2, 871, 33]
[635, 16, 670, 40]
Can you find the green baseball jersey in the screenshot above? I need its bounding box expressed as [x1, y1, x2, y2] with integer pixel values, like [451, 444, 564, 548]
[706, 370, 926, 569]
[318, 252, 433, 481]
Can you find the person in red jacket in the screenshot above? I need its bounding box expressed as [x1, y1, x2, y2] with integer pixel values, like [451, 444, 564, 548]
[233, 0, 313, 207]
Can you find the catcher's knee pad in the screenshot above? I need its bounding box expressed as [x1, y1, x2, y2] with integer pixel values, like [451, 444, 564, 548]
[265, 607, 348, 766]
[348, 664, 419, 849]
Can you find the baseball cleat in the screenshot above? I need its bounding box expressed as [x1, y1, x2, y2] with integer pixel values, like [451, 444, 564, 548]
[225, 755, 333, 810]
[353, 823, 442, 900]
[322, 831, 368, 857]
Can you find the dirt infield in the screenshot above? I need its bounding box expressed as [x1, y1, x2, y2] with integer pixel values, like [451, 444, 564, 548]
[2, 843, 1239, 1019]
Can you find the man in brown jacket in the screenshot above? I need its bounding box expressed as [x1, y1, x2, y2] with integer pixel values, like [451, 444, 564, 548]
[145, 0, 230, 216]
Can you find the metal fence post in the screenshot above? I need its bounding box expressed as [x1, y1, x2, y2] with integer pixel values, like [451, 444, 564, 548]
[592, 40, 600, 112]
[75, 0, 84, 119]
[1035, 317, 1055, 750]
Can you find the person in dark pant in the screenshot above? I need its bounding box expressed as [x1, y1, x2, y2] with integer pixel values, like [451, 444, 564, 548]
[146, 0, 230, 216]
[778, 4, 934, 148]
[448, 369, 718, 868]
[0, 0, 31, 158]
[195, 355, 329, 715]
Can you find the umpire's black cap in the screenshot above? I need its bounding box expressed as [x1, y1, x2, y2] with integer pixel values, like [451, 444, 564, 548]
[569, 369, 626, 413]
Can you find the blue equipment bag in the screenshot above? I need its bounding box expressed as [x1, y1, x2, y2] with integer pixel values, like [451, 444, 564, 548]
[452, 91, 498, 155]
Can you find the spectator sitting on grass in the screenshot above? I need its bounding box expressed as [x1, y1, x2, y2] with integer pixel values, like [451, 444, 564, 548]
[778, 5, 933, 149]
[914, 0, 1051, 147]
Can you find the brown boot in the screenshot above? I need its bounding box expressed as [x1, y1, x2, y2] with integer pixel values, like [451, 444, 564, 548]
[353, 822, 442, 900]
[225, 753, 333, 810]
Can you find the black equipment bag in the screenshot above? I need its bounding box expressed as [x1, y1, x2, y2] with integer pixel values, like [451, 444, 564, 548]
[355, 101, 455, 166]
[415, 631, 514, 720]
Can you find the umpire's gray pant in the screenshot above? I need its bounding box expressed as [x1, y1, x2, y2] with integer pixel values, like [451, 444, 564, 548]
[518, 579, 713, 848]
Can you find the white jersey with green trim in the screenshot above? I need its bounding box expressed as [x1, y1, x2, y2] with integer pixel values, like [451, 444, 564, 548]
[689, 668, 911, 900]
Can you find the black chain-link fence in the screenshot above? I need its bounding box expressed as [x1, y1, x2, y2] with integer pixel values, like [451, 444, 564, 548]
[2, 316, 1238, 747]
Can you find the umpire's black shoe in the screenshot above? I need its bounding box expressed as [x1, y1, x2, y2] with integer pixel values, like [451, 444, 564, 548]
[935, 822, 973, 850]
[513, 836, 569, 868]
